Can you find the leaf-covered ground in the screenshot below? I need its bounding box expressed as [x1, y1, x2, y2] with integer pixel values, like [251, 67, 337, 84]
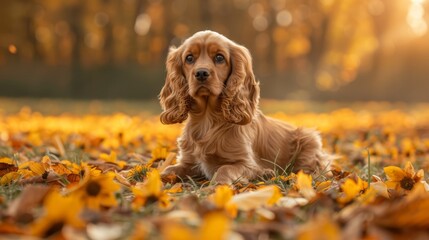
[2, 102, 429, 239]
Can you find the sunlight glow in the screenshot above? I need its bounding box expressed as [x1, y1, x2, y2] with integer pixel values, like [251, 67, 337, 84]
[134, 14, 151, 36]
[407, 1, 427, 36]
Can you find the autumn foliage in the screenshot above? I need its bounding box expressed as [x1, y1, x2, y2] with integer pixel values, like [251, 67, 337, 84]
[2, 103, 429, 239]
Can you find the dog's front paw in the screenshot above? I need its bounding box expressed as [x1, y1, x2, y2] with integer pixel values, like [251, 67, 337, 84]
[212, 173, 234, 185]
[212, 165, 249, 185]
[161, 164, 194, 182]
[259, 168, 276, 179]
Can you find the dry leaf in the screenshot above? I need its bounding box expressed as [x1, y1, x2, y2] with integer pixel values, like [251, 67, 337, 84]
[7, 185, 51, 219]
[230, 185, 281, 211]
[87, 223, 124, 240]
[277, 197, 309, 208]
[374, 183, 429, 229]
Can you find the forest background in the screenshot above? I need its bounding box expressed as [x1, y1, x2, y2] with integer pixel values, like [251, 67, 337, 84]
[1, 0, 428, 102]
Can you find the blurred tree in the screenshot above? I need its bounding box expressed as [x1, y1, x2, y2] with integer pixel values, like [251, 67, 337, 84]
[67, 1, 84, 97]
[0, 0, 428, 101]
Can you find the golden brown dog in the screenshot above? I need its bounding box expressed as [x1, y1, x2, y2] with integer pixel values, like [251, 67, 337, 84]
[159, 30, 331, 184]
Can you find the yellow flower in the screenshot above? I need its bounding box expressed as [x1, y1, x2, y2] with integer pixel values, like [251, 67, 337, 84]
[127, 164, 152, 183]
[62, 160, 101, 176]
[131, 169, 171, 210]
[148, 147, 169, 166]
[384, 161, 424, 194]
[99, 151, 126, 169]
[337, 175, 368, 204]
[68, 171, 120, 210]
[31, 190, 85, 238]
[59, 161, 101, 187]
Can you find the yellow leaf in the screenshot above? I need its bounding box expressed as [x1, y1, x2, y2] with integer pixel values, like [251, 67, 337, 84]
[267, 185, 282, 205]
[145, 169, 162, 196]
[1, 172, 20, 185]
[165, 183, 183, 194]
[51, 164, 72, 175]
[384, 166, 406, 181]
[212, 185, 233, 208]
[28, 162, 46, 175]
[316, 180, 332, 192]
[41, 155, 51, 165]
[99, 153, 111, 161]
[231, 185, 281, 211]
[0, 157, 13, 165]
[338, 177, 367, 204]
[162, 223, 194, 240]
[162, 212, 231, 240]
[298, 213, 340, 240]
[404, 161, 416, 176]
[199, 212, 230, 240]
[375, 183, 429, 228]
[295, 171, 316, 199]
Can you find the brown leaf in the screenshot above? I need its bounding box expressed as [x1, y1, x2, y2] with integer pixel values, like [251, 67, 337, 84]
[0, 164, 18, 177]
[373, 184, 429, 229]
[6, 185, 51, 220]
[114, 170, 132, 187]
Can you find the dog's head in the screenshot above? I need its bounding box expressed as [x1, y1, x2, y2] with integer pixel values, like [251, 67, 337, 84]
[159, 30, 260, 125]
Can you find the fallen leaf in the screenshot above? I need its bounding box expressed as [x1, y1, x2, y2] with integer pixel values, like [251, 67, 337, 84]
[87, 223, 124, 240]
[230, 185, 281, 211]
[7, 185, 51, 220]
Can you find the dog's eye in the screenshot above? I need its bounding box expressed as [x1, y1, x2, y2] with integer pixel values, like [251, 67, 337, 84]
[185, 55, 194, 64]
[214, 54, 225, 64]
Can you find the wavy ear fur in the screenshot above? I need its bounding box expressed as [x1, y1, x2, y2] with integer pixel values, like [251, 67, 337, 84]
[159, 47, 191, 124]
[221, 44, 260, 125]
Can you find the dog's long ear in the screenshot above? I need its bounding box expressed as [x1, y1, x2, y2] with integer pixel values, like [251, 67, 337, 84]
[221, 44, 260, 125]
[159, 47, 191, 124]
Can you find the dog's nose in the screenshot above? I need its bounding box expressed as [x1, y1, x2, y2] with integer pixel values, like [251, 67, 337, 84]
[195, 69, 210, 82]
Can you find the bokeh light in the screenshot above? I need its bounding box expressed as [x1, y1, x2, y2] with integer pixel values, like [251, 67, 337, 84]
[134, 14, 152, 36]
[8, 45, 17, 54]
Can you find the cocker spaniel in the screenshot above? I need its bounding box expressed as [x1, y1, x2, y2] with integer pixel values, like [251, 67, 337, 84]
[159, 30, 331, 184]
